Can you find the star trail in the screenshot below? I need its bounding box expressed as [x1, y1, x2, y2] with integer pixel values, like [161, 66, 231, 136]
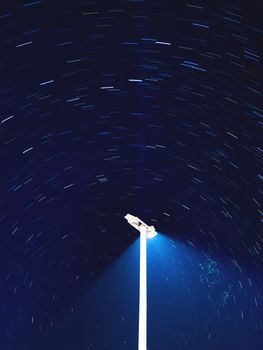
[0, 1, 262, 349]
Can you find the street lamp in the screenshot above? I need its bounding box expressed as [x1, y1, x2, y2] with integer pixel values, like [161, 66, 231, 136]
[124, 214, 157, 350]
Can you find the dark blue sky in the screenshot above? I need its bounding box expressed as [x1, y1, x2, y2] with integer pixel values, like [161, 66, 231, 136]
[0, 1, 262, 349]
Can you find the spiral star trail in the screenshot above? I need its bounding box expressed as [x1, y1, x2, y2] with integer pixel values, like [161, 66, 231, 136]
[0, 1, 262, 349]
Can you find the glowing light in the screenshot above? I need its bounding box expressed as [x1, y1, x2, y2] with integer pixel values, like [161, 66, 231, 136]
[146, 230, 157, 239]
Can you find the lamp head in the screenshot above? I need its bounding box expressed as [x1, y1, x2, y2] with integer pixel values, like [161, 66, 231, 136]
[124, 214, 157, 239]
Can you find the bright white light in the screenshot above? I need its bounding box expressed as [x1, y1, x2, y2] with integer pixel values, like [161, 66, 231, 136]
[124, 214, 157, 350]
[146, 229, 157, 239]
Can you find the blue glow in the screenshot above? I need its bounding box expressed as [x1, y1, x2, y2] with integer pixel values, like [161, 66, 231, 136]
[32, 234, 263, 350]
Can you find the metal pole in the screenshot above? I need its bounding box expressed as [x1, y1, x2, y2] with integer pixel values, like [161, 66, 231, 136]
[138, 226, 147, 350]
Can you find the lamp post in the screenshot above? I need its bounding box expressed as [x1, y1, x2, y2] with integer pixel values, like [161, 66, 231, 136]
[124, 214, 157, 350]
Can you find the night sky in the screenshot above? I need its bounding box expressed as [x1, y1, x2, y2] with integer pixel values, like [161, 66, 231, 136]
[0, 1, 262, 349]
